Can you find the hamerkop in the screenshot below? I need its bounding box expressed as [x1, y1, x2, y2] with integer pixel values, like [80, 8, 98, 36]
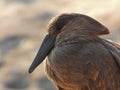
[29, 13, 120, 90]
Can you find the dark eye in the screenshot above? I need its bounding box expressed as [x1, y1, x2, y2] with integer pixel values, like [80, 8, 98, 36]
[55, 14, 79, 31]
[56, 20, 66, 30]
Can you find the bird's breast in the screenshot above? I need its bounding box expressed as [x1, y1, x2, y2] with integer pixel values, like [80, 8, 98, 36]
[47, 40, 83, 68]
[45, 41, 85, 88]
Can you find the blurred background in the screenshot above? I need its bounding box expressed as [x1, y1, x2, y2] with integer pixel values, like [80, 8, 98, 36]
[0, 0, 120, 90]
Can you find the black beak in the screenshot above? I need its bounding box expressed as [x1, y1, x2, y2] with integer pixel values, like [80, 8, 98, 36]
[28, 34, 56, 73]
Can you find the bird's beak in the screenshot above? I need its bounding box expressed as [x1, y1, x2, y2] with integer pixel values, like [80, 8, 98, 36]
[28, 34, 56, 73]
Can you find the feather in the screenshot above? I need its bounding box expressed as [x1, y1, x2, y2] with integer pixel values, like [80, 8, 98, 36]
[101, 39, 120, 69]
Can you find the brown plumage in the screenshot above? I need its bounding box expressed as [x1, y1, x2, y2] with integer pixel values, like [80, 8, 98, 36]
[29, 13, 120, 90]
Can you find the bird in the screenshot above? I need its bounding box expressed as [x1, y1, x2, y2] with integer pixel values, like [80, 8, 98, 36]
[28, 13, 120, 90]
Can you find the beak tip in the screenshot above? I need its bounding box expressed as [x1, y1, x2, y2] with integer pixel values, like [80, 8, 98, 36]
[28, 68, 33, 74]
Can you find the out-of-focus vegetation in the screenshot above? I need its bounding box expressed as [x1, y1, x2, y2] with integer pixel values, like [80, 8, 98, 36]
[0, 0, 120, 90]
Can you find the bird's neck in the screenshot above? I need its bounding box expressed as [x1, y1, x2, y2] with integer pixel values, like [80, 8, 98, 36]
[55, 30, 99, 45]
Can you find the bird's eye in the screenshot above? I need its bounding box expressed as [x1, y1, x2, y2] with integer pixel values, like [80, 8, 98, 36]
[55, 14, 79, 31]
[56, 22, 66, 30]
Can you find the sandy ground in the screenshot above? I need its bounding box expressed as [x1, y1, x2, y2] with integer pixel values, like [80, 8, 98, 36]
[0, 0, 120, 90]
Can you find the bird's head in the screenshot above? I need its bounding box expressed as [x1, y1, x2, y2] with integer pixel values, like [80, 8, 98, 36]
[28, 13, 109, 73]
